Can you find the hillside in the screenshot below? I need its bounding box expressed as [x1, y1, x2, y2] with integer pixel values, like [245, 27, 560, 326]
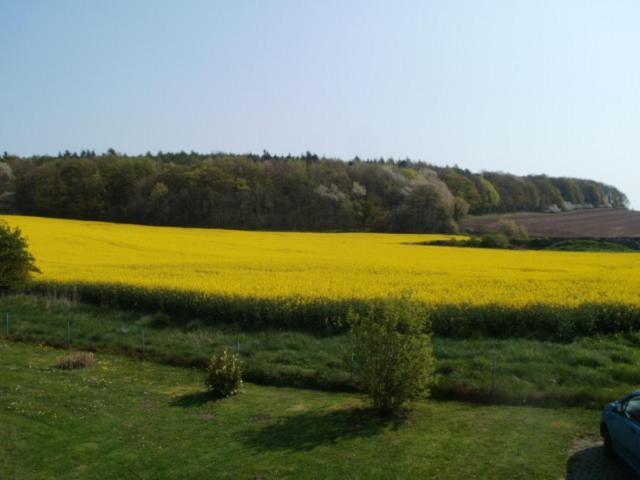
[0, 151, 629, 232]
[462, 208, 640, 239]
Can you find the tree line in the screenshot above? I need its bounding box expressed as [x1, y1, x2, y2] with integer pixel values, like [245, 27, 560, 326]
[0, 150, 629, 232]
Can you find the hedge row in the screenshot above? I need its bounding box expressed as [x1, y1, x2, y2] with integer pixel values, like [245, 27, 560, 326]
[30, 280, 640, 341]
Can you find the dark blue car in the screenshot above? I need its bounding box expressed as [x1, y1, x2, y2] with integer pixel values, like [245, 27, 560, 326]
[601, 390, 640, 474]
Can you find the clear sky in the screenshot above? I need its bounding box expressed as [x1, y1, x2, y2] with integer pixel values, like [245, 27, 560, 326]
[1, 0, 639, 207]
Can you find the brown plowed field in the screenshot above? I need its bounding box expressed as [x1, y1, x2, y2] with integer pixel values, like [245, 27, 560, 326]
[461, 208, 640, 238]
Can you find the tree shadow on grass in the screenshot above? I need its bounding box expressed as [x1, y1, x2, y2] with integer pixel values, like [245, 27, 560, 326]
[169, 391, 214, 408]
[242, 407, 401, 452]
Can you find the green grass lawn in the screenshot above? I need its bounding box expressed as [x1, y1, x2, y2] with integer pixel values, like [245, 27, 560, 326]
[1, 295, 638, 407]
[0, 341, 598, 479]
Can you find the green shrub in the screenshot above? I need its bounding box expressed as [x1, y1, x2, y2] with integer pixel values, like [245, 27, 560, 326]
[547, 240, 633, 252]
[205, 349, 243, 398]
[497, 219, 529, 241]
[347, 295, 436, 415]
[0, 220, 40, 291]
[480, 232, 510, 249]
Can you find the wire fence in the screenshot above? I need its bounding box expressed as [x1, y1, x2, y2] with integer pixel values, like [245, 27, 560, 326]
[0, 307, 245, 361]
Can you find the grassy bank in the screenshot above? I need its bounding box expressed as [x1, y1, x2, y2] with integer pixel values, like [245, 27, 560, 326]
[30, 280, 640, 340]
[0, 341, 598, 479]
[2, 295, 638, 407]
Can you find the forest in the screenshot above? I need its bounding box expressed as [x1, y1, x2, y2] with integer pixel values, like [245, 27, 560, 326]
[0, 150, 629, 232]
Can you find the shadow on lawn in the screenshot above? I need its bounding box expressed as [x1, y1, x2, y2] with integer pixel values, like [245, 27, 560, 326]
[243, 407, 400, 452]
[566, 442, 636, 480]
[169, 391, 214, 408]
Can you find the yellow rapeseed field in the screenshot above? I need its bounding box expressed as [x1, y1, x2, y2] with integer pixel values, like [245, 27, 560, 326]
[3, 214, 640, 308]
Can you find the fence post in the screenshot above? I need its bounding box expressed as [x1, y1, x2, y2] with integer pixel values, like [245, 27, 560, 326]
[5, 313, 9, 337]
[490, 353, 497, 400]
[236, 338, 240, 354]
[349, 349, 355, 380]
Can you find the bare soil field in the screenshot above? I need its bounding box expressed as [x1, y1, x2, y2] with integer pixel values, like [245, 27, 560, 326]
[462, 209, 640, 238]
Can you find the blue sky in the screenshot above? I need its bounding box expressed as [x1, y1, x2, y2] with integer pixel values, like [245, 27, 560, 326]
[1, 0, 639, 207]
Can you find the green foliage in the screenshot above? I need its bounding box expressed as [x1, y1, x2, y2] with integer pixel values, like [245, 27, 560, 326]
[426, 235, 637, 253]
[138, 311, 173, 327]
[391, 182, 457, 233]
[6, 151, 630, 232]
[475, 175, 502, 212]
[16, 159, 106, 219]
[26, 280, 640, 342]
[347, 297, 436, 414]
[149, 182, 169, 203]
[7, 294, 640, 408]
[205, 349, 243, 398]
[0, 161, 14, 193]
[480, 232, 510, 249]
[547, 240, 633, 252]
[497, 219, 529, 241]
[0, 221, 40, 291]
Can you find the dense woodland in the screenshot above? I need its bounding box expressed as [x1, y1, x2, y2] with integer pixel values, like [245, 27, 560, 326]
[0, 150, 629, 232]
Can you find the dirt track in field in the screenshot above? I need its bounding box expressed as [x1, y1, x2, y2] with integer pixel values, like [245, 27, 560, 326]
[462, 209, 640, 238]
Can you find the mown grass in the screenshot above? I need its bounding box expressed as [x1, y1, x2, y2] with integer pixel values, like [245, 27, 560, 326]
[2, 295, 639, 408]
[0, 341, 598, 479]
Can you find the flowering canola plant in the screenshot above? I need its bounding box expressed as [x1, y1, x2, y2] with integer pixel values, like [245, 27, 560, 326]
[2, 215, 640, 309]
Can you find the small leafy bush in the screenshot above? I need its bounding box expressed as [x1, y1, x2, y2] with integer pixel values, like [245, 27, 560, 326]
[205, 349, 243, 398]
[497, 219, 529, 241]
[347, 295, 436, 415]
[55, 351, 95, 370]
[0, 220, 40, 291]
[480, 232, 510, 249]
